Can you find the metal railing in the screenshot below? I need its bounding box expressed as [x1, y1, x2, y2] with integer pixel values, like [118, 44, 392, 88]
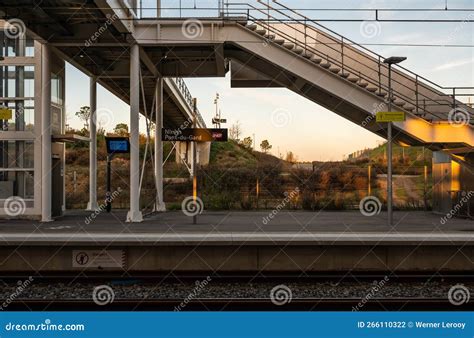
[171, 77, 206, 127]
[221, 1, 474, 124]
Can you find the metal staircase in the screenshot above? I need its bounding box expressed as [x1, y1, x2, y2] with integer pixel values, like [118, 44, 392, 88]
[223, 0, 474, 125]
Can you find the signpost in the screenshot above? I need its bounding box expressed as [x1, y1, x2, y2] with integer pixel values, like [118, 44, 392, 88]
[105, 137, 130, 212]
[212, 117, 227, 125]
[382, 55, 407, 227]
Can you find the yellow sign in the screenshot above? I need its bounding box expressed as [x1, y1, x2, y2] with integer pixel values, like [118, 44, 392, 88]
[0, 108, 12, 120]
[376, 111, 406, 122]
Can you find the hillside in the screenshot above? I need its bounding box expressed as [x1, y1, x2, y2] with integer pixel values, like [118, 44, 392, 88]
[65, 134, 430, 212]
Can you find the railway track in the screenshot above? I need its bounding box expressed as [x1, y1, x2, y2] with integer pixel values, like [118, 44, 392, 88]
[6, 298, 470, 311]
[2, 273, 471, 311]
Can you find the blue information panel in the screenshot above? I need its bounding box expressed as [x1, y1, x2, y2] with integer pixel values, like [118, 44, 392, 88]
[0, 312, 472, 338]
[105, 137, 130, 154]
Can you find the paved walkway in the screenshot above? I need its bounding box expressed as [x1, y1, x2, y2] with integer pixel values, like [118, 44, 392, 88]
[0, 211, 472, 245]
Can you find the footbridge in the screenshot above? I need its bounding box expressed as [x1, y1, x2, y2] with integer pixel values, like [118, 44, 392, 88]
[132, 2, 474, 159]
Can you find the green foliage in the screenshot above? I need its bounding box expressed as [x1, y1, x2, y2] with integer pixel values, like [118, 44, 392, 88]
[75, 106, 91, 124]
[260, 139, 272, 153]
[114, 123, 129, 136]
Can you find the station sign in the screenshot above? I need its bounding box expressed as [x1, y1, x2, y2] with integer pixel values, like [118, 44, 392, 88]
[105, 137, 130, 154]
[376, 111, 406, 122]
[0, 107, 12, 120]
[162, 128, 228, 142]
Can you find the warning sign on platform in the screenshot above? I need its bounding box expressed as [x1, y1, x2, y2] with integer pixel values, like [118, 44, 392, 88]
[72, 250, 125, 268]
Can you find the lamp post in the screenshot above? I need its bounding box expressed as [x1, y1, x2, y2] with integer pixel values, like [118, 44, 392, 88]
[383, 56, 406, 226]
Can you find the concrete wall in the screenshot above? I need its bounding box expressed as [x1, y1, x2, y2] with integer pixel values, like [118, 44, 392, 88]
[175, 141, 211, 166]
[1, 244, 472, 272]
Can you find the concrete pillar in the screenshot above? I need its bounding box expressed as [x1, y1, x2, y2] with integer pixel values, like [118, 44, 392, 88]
[126, 44, 143, 222]
[154, 78, 166, 211]
[41, 43, 52, 222]
[156, 0, 161, 17]
[86, 77, 98, 211]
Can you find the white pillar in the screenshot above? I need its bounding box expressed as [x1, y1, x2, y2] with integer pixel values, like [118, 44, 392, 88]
[41, 43, 52, 222]
[154, 78, 166, 211]
[126, 44, 143, 222]
[87, 77, 98, 211]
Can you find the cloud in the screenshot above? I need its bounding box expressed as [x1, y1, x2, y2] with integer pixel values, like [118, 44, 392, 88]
[433, 58, 473, 71]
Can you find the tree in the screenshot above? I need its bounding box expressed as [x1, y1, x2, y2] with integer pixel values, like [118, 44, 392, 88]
[260, 139, 272, 153]
[241, 136, 253, 149]
[285, 151, 298, 164]
[75, 106, 91, 126]
[229, 121, 242, 141]
[113, 123, 129, 136]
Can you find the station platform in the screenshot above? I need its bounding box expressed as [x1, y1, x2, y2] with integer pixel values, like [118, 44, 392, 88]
[0, 211, 472, 273]
[0, 210, 472, 244]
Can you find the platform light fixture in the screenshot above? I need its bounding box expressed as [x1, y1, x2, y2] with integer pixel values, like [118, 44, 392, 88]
[383, 56, 406, 227]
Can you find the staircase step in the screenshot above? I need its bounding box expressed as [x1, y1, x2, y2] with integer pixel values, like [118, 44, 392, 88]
[302, 51, 313, 59]
[366, 86, 378, 92]
[357, 81, 369, 88]
[376, 90, 387, 97]
[348, 76, 359, 83]
[320, 61, 331, 68]
[329, 66, 341, 73]
[311, 56, 322, 63]
[265, 34, 275, 40]
[283, 42, 295, 49]
[404, 105, 415, 111]
[246, 24, 257, 31]
[293, 47, 304, 54]
[394, 99, 406, 107]
[274, 38, 285, 45]
[339, 71, 350, 78]
[255, 29, 267, 36]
